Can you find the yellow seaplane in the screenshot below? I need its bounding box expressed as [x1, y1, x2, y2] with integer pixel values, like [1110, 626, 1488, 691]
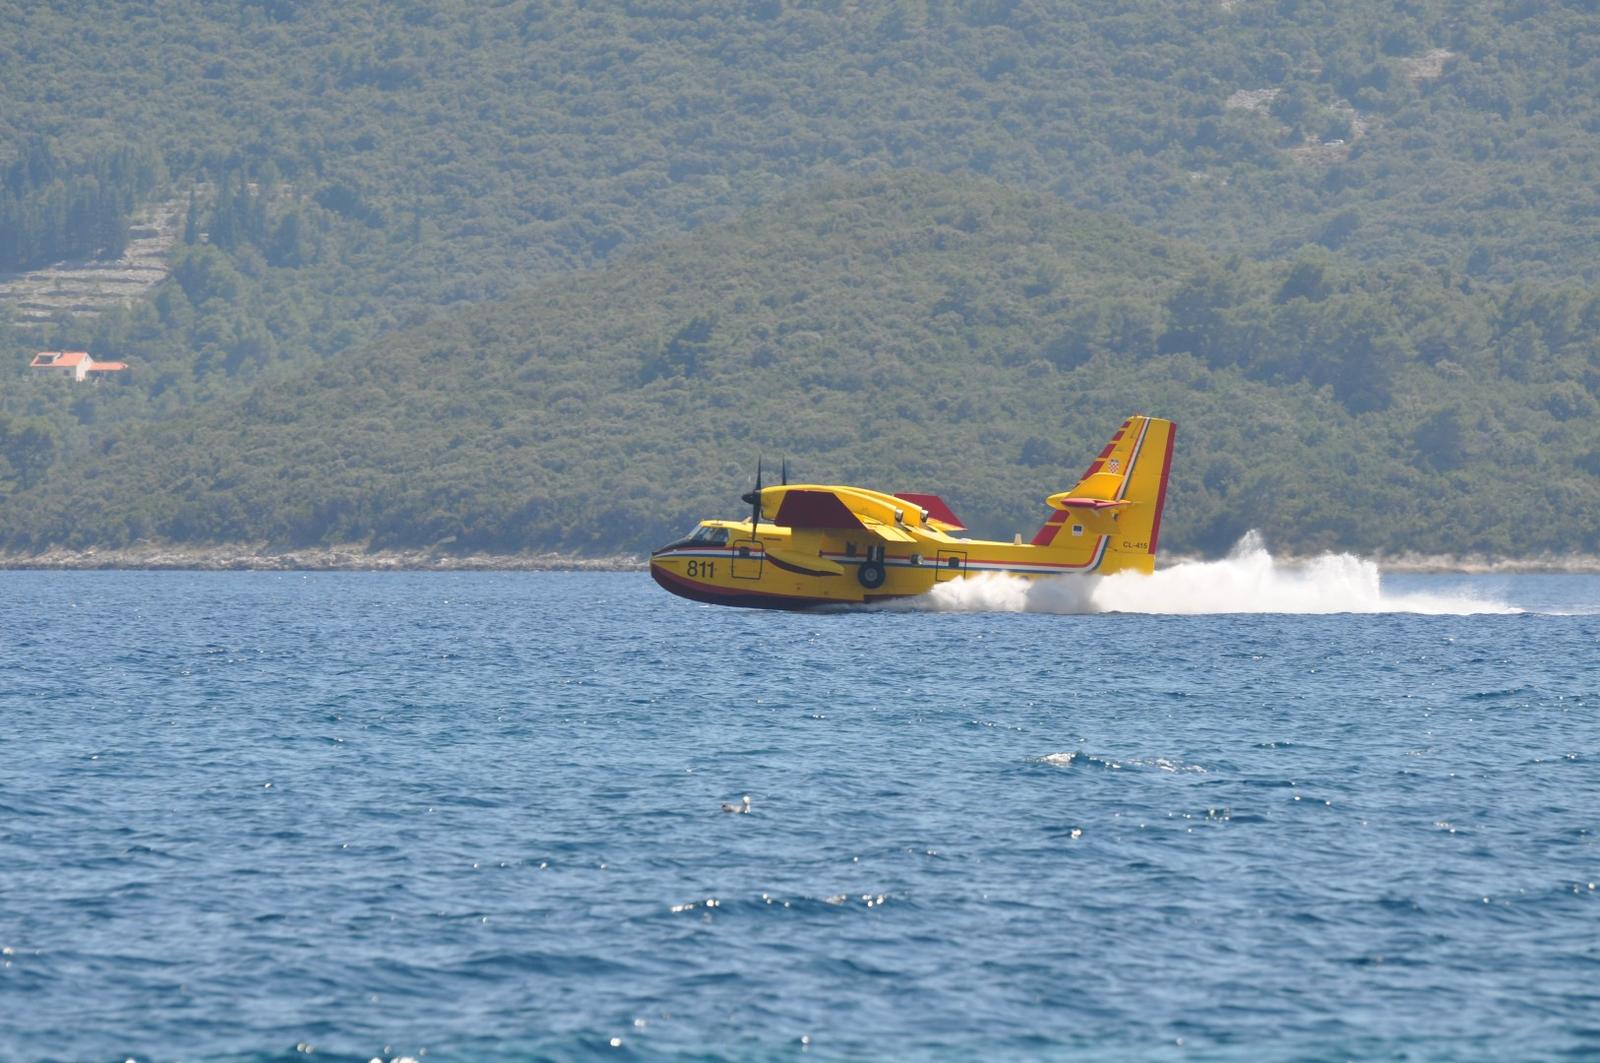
[651, 415, 1176, 610]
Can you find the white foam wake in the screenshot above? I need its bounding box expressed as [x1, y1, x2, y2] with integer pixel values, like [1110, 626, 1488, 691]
[905, 532, 1521, 615]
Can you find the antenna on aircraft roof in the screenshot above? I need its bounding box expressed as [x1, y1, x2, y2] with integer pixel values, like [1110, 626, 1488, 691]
[781, 457, 788, 487]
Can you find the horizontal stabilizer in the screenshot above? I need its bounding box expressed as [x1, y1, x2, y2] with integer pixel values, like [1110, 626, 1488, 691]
[1066, 471, 1124, 501]
[894, 493, 967, 531]
[1046, 495, 1133, 512]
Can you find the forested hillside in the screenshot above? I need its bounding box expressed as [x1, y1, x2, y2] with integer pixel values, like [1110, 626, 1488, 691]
[7, 176, 1598, 558]
[2, 1, 1599, 557]
[5, 0, 1599, 384]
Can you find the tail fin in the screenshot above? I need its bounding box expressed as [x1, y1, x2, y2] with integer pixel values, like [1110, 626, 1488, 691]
[1029, 415, 1176, 574]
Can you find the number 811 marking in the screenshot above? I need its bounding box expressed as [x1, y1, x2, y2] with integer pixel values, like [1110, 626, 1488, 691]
[686, 560, 715, 579]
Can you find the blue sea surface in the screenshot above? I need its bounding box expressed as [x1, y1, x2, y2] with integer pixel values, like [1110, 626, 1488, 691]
[2, 569, 1597, 1061]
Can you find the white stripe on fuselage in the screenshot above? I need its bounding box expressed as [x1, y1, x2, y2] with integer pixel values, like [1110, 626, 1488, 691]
[821, 536, 1109, 574]
[654, 537, 1108, 576]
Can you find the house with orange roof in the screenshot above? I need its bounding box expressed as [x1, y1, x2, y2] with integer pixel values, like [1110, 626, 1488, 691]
[29, 351, 128, 382]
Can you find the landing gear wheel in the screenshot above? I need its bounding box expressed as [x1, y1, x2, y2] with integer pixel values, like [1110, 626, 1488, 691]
[857, 560, 886, 589]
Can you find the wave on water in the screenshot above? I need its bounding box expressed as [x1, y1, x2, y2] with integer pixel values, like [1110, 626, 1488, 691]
[901, 531, 1522, 616]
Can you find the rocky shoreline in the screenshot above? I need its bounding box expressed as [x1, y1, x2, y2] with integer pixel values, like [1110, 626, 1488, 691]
[0, 544, 646, 571]
[2, 543, 1597, 574]
[1164, 550, 1600, 574]
[1361, 554, 1600, 574]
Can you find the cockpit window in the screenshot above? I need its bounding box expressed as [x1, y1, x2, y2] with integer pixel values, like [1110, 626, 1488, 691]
[689, 525, 730, 544]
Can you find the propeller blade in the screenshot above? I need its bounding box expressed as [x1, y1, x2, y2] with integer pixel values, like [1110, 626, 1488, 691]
[751, 457, 762, 532]
[739, 458, 761, 504]
[781, 457, 788, 486]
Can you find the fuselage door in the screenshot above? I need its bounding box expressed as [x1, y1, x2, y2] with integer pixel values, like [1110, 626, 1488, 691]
[731, 539, 764, 580]
[934, 549, 967, 582]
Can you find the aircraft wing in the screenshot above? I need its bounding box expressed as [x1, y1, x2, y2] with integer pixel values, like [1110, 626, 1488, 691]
[773, 489, 917, 543]
[773, 489, 865, 529]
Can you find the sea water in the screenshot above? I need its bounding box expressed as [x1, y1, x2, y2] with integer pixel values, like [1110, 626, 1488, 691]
[2, 545, 1598, 1061]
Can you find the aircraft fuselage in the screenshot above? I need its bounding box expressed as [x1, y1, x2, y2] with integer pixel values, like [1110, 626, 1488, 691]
[650, 521, 1131, 608]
